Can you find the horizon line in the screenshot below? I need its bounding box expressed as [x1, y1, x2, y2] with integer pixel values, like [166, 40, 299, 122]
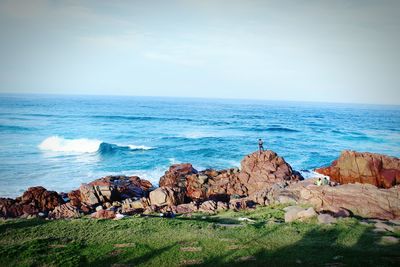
[0, 91, 399, 107]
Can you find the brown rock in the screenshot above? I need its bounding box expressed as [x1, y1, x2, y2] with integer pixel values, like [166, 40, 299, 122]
[315, 150, 400, 188]
[121, 198, 148, 214]
[286, 181, 400, 220]
[90, 209, 116, 219]
[175, 203, 198, 214]
[149, 187, 181, 207]
[0, 198, 24, 218]
[48, 203, 81, 219]
[199, 200, 217, 212]
[78, 175, 153, 207]
[159, 163, 197, 188]
[240, 151, 303, 195]
[67, 190, 81, 207]
[21, 186, 64, 213]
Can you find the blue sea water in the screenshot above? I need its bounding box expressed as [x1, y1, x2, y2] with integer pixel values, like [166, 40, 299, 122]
[0, 94, 399, 198]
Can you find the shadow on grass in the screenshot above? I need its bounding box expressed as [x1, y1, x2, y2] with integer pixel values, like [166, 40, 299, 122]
[89, 243, 177, 267]
[175, 215, 240, 225]
[199, 224, 400, 267]
[0, 218, 49, 234]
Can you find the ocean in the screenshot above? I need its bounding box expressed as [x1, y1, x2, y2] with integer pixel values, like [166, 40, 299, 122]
[0, 94, 399, 198]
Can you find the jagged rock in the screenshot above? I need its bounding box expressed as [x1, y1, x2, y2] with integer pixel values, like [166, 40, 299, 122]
[48, 203, 81, 219]
[67, 190, 81, 207]
[315, 150, 400, 188]
[159, 163, 197, 188]
[199, 200, 217, 212]
[149, 187, 181, 207]
[174, 203, 198, 214]
[90, 209, 116, 219]
[0, 187, 64, 218]
[21, 186, 64, 212]
[78, 176, 153, 207]
[121, 198, 148, 214]
[0, 198, 23, 218]
[286, 181, 400, 220]
[159, 151, 303, 205]
[240, 151, 303, 195]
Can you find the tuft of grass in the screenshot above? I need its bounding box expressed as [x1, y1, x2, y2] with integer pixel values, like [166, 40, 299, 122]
[0, 206, 399, 267]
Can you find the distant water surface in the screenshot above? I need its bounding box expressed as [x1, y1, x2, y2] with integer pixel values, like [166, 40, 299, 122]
[0, 94, 399, 197]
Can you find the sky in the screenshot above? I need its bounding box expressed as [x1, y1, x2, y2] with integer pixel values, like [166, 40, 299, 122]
[0, 0, 399, 105]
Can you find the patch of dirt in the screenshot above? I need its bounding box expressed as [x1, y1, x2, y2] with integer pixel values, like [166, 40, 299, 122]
[180, 247, 203, 252]
[113, 243, 135, 248]
[180, 259, 204, 266]
[236, 255, 256, 262]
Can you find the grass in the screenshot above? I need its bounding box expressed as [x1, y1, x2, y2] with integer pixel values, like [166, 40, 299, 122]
[0, 205, 399, 267]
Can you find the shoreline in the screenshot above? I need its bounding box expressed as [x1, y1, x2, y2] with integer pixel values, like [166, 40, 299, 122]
[1, 149, 399, 221]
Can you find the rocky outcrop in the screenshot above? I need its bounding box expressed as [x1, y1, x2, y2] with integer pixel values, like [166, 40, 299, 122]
[0, 198, 24, 218]
[2, 150, 398, 221]
[184, 150, 303, 202]
[240, 151, 303, 195]
[0, 187, 64, 218]
[121, 198, 148, 214]
[186, 168, 242, 201]
[21, 186, 64, 212]
[149, 187, 182, 207]
[284, 180, 400, 220]
[90, 209, 116, 219]
[79, 175, 153, 208]
[315, 150, 400, 188]
[48, 203, 81, 219]
[159, 163, 198, 188]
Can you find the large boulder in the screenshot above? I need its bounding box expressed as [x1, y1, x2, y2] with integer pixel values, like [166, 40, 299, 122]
[0, 198, 24, 218]
[21, 186, 64, 212]
[0, 187, 64, 218]
[240, 151, 303, 195]
[161, 150, 303, 203]
[186, 168, 242, 202]
[48, 203, 81, 219]
[149, 187, 182, 207]
[285, 180, 400, 220]
[78, 175, 153, 208]
[159, 163, 197, 187]
[315, 150, 400, 188]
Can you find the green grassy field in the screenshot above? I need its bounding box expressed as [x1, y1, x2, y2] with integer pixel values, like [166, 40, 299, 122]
[1, 205, 399, 267]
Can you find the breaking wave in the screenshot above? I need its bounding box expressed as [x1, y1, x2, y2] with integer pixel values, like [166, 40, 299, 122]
[38, 136, 153, 154]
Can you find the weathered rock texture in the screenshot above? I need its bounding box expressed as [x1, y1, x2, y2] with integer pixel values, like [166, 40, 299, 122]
[48, 203, 81, 219]
[0, 187, 64, 218]
[238, 151, 303, 195]
[184, 150, 303, 202]
[79, 175, 153, 208]
[316, 150, 400, 188]
[283, 181, 400, 220]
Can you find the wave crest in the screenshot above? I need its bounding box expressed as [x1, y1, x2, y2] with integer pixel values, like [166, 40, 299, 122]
[38, 136, 102, 153]
[38, 136, 154, 154]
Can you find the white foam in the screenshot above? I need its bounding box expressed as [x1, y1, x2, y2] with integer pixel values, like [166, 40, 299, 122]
[300, 170, 326, 179]
[127, 144, 154, 150]
[38, 136, 102, 153]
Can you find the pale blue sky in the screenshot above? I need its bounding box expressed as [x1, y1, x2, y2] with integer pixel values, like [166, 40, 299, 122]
[0, 0, 399, 104]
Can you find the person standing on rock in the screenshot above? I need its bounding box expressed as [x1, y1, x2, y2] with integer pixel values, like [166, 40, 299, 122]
[258, 139, 264, 154]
